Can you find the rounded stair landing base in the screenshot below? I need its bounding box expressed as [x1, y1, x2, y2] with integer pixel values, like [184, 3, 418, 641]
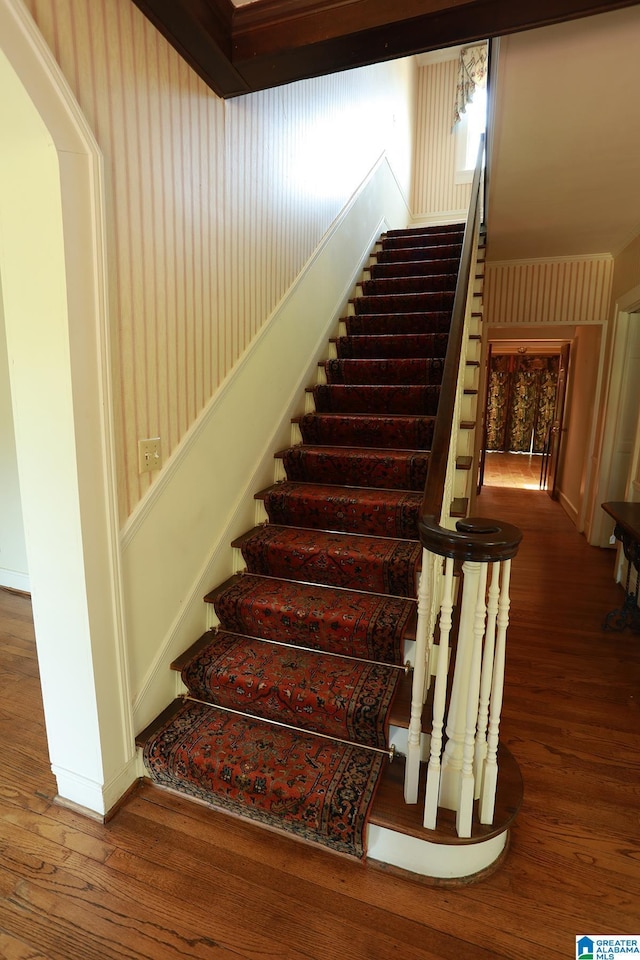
[367, 824, 509, 882]
[366, 742, 522, 881]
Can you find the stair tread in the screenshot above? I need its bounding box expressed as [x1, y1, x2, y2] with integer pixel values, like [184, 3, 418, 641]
[319, 357, 446, 385]
[142, 699, 387, 859]
[179, 629, 402, 749]
[330, 334, 449, 361]
[344, 313, 452, 336]
[369, 745, 523, 845]
[310, 383, 441, 417]
[254, 480, 422, 500]
[232, 522, 419, 548]
[292, 412, 436, 423]
[275, 444, 429, 460]
[257, 481, 422, 540]
[210, 574, 414, 664]
[277, 445, 469, 472]
[174, 627, 410, 674]
[232, 523, 421, 595]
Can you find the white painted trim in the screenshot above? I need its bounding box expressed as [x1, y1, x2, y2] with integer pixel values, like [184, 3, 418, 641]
[0, 568, 30, 592]
[416, 42, 486, 68]
[587, 283, 640, 545]
[578, 323, 608, 536]
[558, 489, 579, 525]
[0, 0, 134, 811]
[488, 318, 605, 327]
[367, 825, 508, 879]
[486, 252, 613, 268]
[52, 756, 139, 817]
[409, 211, 467, 228]
[416, 45, 463, 66]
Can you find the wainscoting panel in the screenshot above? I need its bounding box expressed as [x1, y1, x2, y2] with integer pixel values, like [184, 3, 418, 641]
[485, 256, 613, 326]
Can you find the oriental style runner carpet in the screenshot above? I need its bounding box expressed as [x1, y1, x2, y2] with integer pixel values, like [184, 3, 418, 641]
[141, 223, 464, 859]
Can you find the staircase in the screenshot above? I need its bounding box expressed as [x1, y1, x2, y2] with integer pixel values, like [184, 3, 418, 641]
[137, 212, 522, 878]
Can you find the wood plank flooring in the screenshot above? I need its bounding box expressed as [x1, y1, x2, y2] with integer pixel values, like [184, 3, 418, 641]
[1, 481, 639, 959]
[483, 451, 543, 489]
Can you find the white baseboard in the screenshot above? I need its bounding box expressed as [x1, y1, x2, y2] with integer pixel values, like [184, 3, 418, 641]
[0, 567, 30, 592]
[558, 489, 579, 525]
[52, 755, 139, 817]
[409, 210, 467, 227]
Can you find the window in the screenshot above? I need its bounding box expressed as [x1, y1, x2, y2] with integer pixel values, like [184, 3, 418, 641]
[455, 85, 486, 184]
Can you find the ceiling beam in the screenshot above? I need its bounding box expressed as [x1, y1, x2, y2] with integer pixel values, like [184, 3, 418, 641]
[133, 0, 640, 98]
[132, 0, 250, 97]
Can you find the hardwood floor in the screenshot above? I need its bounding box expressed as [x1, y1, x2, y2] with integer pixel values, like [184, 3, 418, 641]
[1, 484, 639, 959]
[482, 451, 543, 489]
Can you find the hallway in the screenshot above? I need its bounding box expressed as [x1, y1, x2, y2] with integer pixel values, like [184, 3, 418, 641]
[0, 485, 638, 958]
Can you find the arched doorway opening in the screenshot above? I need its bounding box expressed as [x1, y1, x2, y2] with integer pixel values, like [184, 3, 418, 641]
[0, 0, 134, 815]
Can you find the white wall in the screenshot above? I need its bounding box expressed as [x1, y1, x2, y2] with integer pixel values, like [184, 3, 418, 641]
[0, 279, 29, 592]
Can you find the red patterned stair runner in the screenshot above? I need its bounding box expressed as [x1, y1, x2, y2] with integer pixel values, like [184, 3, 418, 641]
[140, 223, 464, 858]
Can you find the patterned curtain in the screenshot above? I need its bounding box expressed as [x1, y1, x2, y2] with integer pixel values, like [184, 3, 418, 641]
[486, 356, 511, 451]
[453, 43, 488, 127]
[486, 355, 560, 453]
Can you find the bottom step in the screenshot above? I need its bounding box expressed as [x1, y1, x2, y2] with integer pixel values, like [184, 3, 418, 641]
[137, 700, 522, 879]
[367, 746, 522, 881]
[140, 698, 387, 860]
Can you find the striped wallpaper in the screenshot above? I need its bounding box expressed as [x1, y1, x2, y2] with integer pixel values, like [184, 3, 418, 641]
[23, 0, 416, 519]
[485, 256, 614, 326]
[411, 57, 471, 221]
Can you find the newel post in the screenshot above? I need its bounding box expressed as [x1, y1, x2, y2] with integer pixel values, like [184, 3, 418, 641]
[418, 515, 522, 837]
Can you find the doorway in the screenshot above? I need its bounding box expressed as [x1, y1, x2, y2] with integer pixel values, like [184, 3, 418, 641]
[0, 1, 134, 814]
[482, 345, 564, 491]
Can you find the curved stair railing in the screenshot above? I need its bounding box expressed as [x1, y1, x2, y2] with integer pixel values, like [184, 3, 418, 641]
[404, 137, 523, 838]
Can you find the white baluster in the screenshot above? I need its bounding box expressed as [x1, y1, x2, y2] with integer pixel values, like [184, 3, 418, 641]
[404, 549, 436, 803]
[480, 559, 512, 824]
[423, 556, 454, 828]
[438, 559, 481, 812]
[457, 562, 488, 838]
[474, 562, 500, 797]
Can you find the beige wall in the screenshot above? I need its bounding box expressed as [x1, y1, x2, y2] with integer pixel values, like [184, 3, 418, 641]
[23, 0, 416, 520]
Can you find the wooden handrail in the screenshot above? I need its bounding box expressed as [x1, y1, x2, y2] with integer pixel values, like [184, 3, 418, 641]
[418, 134, 522, 563]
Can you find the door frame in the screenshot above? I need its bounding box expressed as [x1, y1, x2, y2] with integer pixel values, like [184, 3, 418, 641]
[587, 286, 640, 547]
[0, 0, 135, 814]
